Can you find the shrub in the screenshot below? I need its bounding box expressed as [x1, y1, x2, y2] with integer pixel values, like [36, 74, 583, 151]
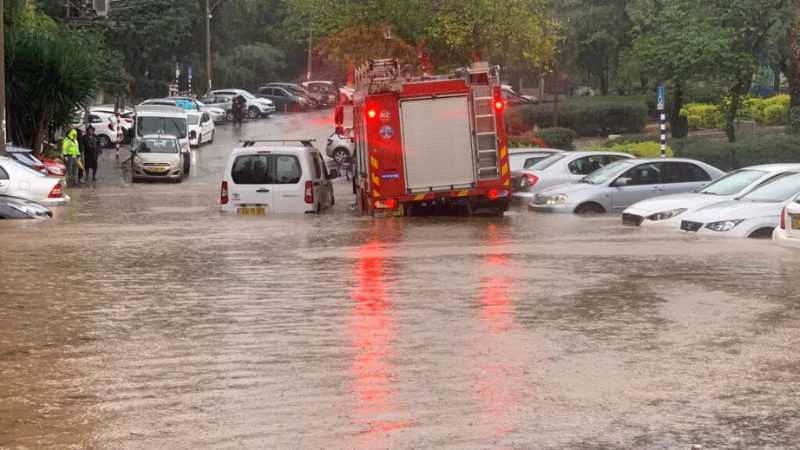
[536, 127, 576, 149]
[505, 96, 648, 137]
[675, 134, 800, 171]
[680, 103, 723, 129]
[587, 141, 673, 158]
[761, 104, 788, 126]
[508, 131, 545, 148]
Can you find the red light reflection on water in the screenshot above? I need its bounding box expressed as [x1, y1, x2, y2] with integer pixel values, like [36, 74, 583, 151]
[476, 223, 519, 438]
[348, 240, 410, 443]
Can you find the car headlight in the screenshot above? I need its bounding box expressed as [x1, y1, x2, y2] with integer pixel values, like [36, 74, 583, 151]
[546, 194, 567, 205]
[647, 208, 687, 221]
[705, 219, 744, 232]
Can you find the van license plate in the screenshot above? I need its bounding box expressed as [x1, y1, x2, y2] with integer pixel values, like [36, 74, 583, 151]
[237, 207, 266, 216]
[374, 205, 404, 217]
[791, 214, 800, 230]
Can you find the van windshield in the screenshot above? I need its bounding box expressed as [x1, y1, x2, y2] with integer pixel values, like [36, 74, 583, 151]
[137, 117, 187, 139]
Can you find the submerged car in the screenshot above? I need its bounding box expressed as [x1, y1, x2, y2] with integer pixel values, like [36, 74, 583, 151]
[186, 111, 215, 147]
[679, 172, 800, 239]
[0, 195, 52, 219]
[508, 148, 563, 172]
[325, 128, 355, 163]
[0, 156, 68, 206]
[530, 158, 724, 214]
[513, 151, 633, 203]
[623, 164, 800, 227]
[131, 135, 185, 182]
[6, 146, 66, 178]
[773, 195, 800, 246]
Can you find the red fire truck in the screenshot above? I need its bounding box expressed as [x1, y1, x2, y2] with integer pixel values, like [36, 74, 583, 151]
[336, 59, 511, 216]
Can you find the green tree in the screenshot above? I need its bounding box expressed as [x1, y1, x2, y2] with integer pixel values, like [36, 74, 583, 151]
[5, 28, 97, 150]
[788, 0, 800, 134]
[214, 43, 286, 90]
[557, 0, 632, 95]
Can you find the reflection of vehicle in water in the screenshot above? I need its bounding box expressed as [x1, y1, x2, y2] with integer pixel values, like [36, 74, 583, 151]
[130, 135, 185, 182]
[343, 59, 511, 217]
[133, 105, 191, 176]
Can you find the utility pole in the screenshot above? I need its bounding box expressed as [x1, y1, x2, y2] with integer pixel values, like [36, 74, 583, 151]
[306, 28, 312, 80]
[206, 0, 212, 92]
[1, 0, 6, 155]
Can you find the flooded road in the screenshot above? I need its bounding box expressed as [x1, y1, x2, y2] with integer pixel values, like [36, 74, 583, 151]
[2, 111, 800, 449]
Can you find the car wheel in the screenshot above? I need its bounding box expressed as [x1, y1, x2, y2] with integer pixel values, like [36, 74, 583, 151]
[574, 202, 606, 215]
[248, 107, 260, 119]
[748, 227, 774, 239]
[332, 148, 350, 164]
[226, 111, 234, 122]
[98, 135, 111, 148]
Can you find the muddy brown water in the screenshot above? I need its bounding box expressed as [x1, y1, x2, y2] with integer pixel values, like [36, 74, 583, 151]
[2, 113, 800, 449]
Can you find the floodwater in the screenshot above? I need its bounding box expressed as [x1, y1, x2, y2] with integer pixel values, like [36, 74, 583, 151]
[2, 111, 800, 449]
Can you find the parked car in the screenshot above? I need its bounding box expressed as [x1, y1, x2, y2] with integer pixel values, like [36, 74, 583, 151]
[89, 105, 134, 142]
[220, 140, 338, 214]
[623, 164, 800, 227]
[773, 194, 800, 245]
[6, 146, 66, 178]
[208, 89, 275, 118]
[530, 158, 724, 214]
[70, 110, 119, 148]
[187, 111, 215, 146]
[0, 156, 68, 206]
[133, 105, 191, 176]
[301, 81, 340, 107]
[325, 128, 355, 163]
[679, 172, 800, 239]
[198, 94, 234, 121]
[256, 86, 311, 112]
[0, 194, 52, 219]
[167, 97, 228, 123]
[509, 148, 563, 172]
[263, 82, 322, 108]
[131, 135, 185, 182]
[501, 85, 537, 105]
[513, 151, 633, 203]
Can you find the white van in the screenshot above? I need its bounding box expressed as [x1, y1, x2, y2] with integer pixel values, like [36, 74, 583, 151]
[220, 140, 338, 215]
[133, 105, 191, 175]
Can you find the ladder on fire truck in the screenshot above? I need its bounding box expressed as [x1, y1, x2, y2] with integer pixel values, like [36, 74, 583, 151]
[468, 63, 501, 180]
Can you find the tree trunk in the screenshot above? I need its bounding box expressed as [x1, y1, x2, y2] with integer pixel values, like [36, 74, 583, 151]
[788, 17, 800, 134]
[725, 86, 744, 143]
[773, 65, 782, 93]
[669, 81, 686, 138]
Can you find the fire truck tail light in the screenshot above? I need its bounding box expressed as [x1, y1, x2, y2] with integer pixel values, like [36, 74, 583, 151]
[487, 189, 508, 200]
[373, 199, 397, 209]
[385, 198, 397, 209]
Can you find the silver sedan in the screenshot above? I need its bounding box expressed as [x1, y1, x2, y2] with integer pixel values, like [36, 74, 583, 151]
[530, 158, 725, 214]
[0, 156, 69, 206]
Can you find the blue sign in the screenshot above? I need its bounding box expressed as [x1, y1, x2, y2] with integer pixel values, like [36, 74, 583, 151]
[657, 84, 666, 110]
[379, 125, 394, 139]
[381, 173, 400, 179]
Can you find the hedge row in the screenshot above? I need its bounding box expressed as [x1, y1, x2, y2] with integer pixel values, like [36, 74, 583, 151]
[585, 141, 674, 158]
[506, 96, 649, 137]
[675, 134, 800, 171]
[681, 95, 790, 130]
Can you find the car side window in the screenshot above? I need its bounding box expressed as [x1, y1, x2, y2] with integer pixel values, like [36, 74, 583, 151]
[202, 113, 210, 123]
[619, 163, 662, 185]
[0, 165, 8, 180]
[568, 156, 605, 175]
[89, 114, 102, 123]
[523, 157, 545, 169]
[668, 162, 711, 182]
[276, 89, 286, 97]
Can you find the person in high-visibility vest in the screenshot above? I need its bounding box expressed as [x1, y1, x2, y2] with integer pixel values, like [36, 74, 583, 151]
[62, 128, 81, 187]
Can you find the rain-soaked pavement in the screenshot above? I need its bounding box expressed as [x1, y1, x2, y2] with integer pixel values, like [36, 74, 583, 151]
[2, 110, 800, 449]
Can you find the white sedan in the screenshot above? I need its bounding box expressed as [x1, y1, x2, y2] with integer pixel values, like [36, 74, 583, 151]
[187, 111, 215, 147]
[0, 156, 69, 206]
[513, 151, 634, 204]
[679, 172, 800, 239]
[773, 196, 800, 246]
[623, 164, 800, 227]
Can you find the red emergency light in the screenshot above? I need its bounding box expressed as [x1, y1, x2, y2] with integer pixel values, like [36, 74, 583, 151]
[367, 109, 377, 119]
[494, 100, 504, 111]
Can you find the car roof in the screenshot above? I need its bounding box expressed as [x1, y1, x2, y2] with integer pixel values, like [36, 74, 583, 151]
[738, 163, 800, 172]
[508, 147, 562, 154]
[140, 134, 178, 140]
[134, 105, 187, 116]
[231, 144, 318, 157]
[633, 157, 713, 164]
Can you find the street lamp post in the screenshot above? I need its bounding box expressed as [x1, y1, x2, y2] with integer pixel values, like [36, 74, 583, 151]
[0, 0, 6, 155]
[206, 0, 224, 92]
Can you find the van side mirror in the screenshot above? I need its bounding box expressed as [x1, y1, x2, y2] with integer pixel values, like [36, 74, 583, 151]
[328, 168, 340, 179]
